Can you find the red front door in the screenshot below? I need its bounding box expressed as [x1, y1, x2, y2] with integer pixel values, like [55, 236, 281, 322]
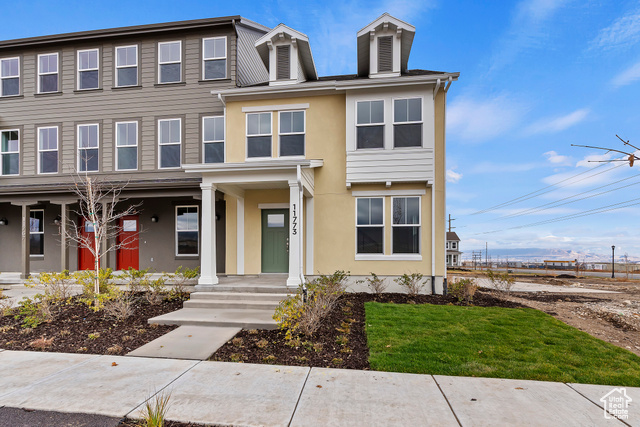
[117, 215, 139, 270]
[79, 218, 97, 271]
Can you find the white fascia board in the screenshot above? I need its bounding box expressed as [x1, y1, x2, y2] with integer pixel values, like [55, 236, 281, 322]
[255, 23, 309, 47]
[184, 159, 324, 174]
[336, 73, 459, 90]
[357, 13, 416, 36]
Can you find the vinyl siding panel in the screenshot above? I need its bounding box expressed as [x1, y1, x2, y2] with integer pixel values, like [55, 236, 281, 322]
[235, 24, 268, 87]
[346, 149, 434, 184]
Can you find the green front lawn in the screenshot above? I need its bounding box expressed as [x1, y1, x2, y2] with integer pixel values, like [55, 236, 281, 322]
[365, 303, 640, 386]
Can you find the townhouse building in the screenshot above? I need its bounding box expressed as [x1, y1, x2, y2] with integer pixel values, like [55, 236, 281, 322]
[446, 231, 462, 267]
[0, 13, 457, 294]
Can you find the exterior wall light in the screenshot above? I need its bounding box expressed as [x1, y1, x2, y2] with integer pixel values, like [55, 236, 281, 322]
[54, 215, 62, 225]
[151, 215, 159, 223]
[0, 218, 7, 226]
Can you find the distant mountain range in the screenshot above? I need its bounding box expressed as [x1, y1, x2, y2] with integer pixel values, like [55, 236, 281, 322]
[463, 248, 640, 263]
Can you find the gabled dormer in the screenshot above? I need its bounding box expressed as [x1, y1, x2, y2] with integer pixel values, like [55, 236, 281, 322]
[357, 13, 415, 78]
[254, 24, 318, 86]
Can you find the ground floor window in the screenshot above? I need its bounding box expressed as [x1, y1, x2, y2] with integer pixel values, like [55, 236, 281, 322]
[176, 205, 198, 256]
[30, 209, 44, 255]
[356, 197, 384, 254]
[392, 197, 420, 254]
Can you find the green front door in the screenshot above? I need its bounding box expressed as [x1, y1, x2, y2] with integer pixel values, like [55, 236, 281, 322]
[261, 209, 289, 273]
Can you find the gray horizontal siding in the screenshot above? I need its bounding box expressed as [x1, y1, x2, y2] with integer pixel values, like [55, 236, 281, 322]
[346, 149, 434, 183]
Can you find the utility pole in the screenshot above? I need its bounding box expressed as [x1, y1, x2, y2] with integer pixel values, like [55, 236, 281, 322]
[485, 242, 488, 270]
[448, 214, 456, 233]
[612, 245, 616, 279]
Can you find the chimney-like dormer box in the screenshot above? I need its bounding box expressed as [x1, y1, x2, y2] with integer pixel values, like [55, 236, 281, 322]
[357, 13, 415, 78]
[255, 24, 318, 86]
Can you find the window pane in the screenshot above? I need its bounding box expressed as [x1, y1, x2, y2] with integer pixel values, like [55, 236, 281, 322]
[177, 207, 198, 230]
[267, 214, 285, 228]
[406, 197, 420, 224]
[40, 54, 57, 73]
[80, 148, 99, 172]
[160, 63, 181, 83]
[118, 146, 137, 170]
[393, 198, 405, 224]
[394, 124, 422, 148]
[356, 126, 384, 149]
[203, 117, 224, 142]
[247, 136, 271, 157]
[408, 98, 422, 121]
[394, 99, 408, 122]
[357, 227, 383, 254]
[177, 231, 198, 255]
[280, 112, 292, 133]
[2, 131, 18, 152]
[160, 42, 180, 62]
[30, 234, 44, 255]
[204, 59, 225, 79]
[159, 121, 170, 143]
[370, 198, 383, 224]
[2, 78, 19, 96]
[357, 102, 370, 124]
[40, 74, 58, 92]
[247, 114, 259, 135]
[259, 113, 271, 134]
[88, 50, 98, 69]
[280, 134, 304, 156]
[393, 226, 420, 254]
[214, 38, 225, 57]
[40, 151, 58, 173]
[160, 144, 180, 168]
[292, 111, 304, 132]
[371, 100, 384, 123]
[117, 46, 136, 66]
[117, 67, 137, 86]
[79, 70, 98, 89]
[30, 212, 43, 232]
[170, 120, 180, 143]
[357, 199, 369, 225]
[123, 220, 137, 232]
[2, 153, 18, 174]
[1, 58, 18, 76]
[203, 39, 215, 58]
[204, 142, 224, 163]
[79, 51, 89, 69]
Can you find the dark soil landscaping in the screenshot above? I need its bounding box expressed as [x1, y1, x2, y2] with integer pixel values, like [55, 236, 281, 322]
[210, 291, 524, 369]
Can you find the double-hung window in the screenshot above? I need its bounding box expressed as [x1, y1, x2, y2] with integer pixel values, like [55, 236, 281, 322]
[115, 45, 138, 87]
[30, 210, 44, 256]
[393, 98, 422, 148]
[158, 118, 181, 168]
[246, 112, 272, 158]
[77, 49, 99, 90]
[0, 57, 19, 96]
[202, 37, 226, 80]
[116, 121, 138, 170]
[279, 111, 305, 157]
[176, 206, 198, 255]
[38, 53, 58, 93]
[38, 126, 58, 174]
[392, 197, 420, 254]
[356, 100, 384, 149]
[77, 124, 99, 172]
[158, 41, 181, 83]
[1, 130, 19, 175]
[203, 116, 224, 163]
[356, 198, 384, 254]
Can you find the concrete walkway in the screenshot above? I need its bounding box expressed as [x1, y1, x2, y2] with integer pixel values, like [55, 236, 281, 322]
[450, 275, 619, 294]
[0, 349, 637, 426]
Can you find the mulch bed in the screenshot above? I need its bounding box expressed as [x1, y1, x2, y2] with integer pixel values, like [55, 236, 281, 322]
[0, 294, 183, 355]
[210, 291, 524, 370]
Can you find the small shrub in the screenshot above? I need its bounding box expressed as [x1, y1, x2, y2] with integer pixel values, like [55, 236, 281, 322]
[170, 266, 199, 296]
[74, 269, 118, 310]
[263, 355, 277, 363]
[104, 291, 135, 321]
[59, 329, 71, 337]
[248, 329, 258, 335]
[15, 295, 52, 328]
[256, 339, 269, 349]
[144, 275, 168, 305]
[486, 269, 515, 293]
[230, 353, 244, 363]
[313, 343, 323, 352]
[336, 335, 349, 346]
[394, 273, 427, 296]
[120, 267, 152, 293]
[122, 335, 133, 342]
[27, 270, 75, 301]
[231, 337, 243, 347]
[331, 358, 343, 366]
[107, 344, 123, 355]
[77, 346, 88, 352]
[448, 278, 478, 305]
[29, 336, 54, 350]
[88, 332, 100, 340]
[365, 273, 388, 294]
[140, 391, 171, 427]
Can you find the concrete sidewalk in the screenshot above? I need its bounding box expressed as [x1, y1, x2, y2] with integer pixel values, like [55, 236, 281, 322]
[0, 350, 637, 426]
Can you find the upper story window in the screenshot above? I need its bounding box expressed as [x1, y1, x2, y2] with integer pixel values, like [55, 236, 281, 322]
[115, 45, 138, 87]
[279, 111, 305, 157]
[394, 98, 422, 148]
[38, 53, 58, 93]
[77, 49, 99, 90]
[77, 124, 99, 172]
[158, 41, 181, 84]
[356, 197, 384, 254]
[203, 116, 224, 163]
[451, 241, 457, 250]
[246, 112, 272, 158]
[203, 37, 226, 80]
[116, 121, 138, 171]
[0, 57, 20, 96]
[446, 241, 450, 249]
[38, 126, 58, 174]
[276, 45, 290, 80]
[30, 209, 44, 256]
[158, 118, 181, 168]
[356, 100, 384, 149]
[392, 197, 420, 254]
[0, 130, 19, 175]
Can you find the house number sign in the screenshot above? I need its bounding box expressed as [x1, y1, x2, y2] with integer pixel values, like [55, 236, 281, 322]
[292, 204, 298, 235]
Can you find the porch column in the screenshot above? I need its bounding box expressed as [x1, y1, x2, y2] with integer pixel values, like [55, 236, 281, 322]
[20, 204, 31, 280]
[287, 182, 303, 288]
[196, 182, 218, 290]
[60, 203, 69, 271]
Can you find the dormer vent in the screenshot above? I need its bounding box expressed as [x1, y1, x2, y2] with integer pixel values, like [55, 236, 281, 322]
[377, 36, 393, 72]
[276, 45, 290, 80]
[357, 13, 415, 78]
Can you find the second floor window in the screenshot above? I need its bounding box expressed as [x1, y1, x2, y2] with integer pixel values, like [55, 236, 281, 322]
[116, 46, 138, 87]
[279, 111, 305, 156]
[0, 130, 19, 175]
[158, 41, 181, 83]
[247, 112, 272, 158]
[116, 121, 138, 171]
[394, 98, 422, 148]
[203, 116, 224, 163]
[159, 118, 181, 168]
[203, 37, 226, 80]
[78, 124, 99, 172]
[38, 126, 58, 174]
[356, 100, 384, 149]
[1, 57, 19, 96]
[38, 53, 58, 93]
[78, 49, 99, 90]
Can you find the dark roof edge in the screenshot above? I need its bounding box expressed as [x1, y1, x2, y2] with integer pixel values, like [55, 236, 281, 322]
[0, 15, 266, 49]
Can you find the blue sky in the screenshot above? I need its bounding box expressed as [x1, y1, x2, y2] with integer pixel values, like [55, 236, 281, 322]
[3, 0, 640, 260]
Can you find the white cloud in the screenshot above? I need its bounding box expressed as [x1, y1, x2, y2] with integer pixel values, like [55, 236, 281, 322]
[543, 150, 572, 165]
[524, 109, 589, 135]
[575, 152, 615, 168]
[591, 8, 640, 51]
[612, 61, 640, 87]
[447, 95, 527, 142]
[470, 161, 540, 174]
[446, 169, 462, 183]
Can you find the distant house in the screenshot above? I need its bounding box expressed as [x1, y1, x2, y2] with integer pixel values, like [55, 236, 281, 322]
[446, 232, 462, 267]
[544, 260, 576, 269]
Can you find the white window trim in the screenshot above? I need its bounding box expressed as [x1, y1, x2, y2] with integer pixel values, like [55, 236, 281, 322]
[37, 53, 58, 94]
[202, 36, 227, 80]
[175, 205, 199, 256]
[451, 241, 457, 249]
[202, 115, 225, 163]
[392, 96, 424, 149]
[355, 99, 385, 150]
[37, 126, 58, 175]
[158, 40, 182, 84]
[77, 49, 99, 90]
[246, 112, 272, 160]
[158, 118, 182, 169]
[77, 123, 100, 172]
[115, 45, 138, 87]
[115, 121, 138, 171]
[355, 197, 385, 255]
[30, 209, 45, 257]
[0, 129, 19, 176]
[0, 57, 20, 97]
[391, 196, 421, 255]
[278, 110, 305, 158]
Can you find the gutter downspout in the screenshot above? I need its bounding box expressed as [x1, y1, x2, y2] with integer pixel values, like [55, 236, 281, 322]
[442, 76, 453, 295]
[431, 79, 441, 295]
[297, 165, 307, 300]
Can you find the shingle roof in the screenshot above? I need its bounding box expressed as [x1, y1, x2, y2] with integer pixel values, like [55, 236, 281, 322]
[447, 232, 460, 241]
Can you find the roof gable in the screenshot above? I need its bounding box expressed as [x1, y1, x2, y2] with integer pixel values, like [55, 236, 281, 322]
[254, 23, 318, 81]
